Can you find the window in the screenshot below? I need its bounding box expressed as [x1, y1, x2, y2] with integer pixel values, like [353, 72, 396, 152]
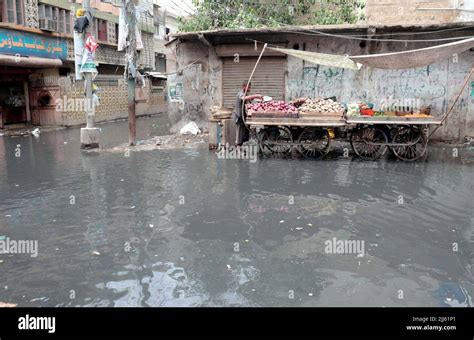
[2, 0, 24, 25]
[65, 11, 71, 34]
[94, 18, 108, 42]
[38, 5, 72, 34]
[57, 8, 65, 33]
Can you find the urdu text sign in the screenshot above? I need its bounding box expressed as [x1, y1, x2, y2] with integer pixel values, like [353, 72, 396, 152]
[0, 28, 68, 60]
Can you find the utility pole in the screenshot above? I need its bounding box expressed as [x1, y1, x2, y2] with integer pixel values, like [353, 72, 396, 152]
[123, 0, 138, 146]
[79, 0, 100, 149]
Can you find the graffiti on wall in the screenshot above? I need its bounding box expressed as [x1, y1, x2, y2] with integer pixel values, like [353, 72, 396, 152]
[288, 62, 470, 113]
[169, 83, 183, 101]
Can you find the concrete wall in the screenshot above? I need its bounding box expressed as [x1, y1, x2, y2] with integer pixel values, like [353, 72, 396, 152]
[365, 0, 474, 24]
[166, 41, 211, 132]
[171, 32, 473, 142]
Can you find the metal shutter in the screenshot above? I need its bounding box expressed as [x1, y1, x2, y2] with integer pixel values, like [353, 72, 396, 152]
[222, 57, 286, 109]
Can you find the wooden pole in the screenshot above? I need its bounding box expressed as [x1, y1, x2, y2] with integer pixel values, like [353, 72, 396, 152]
[242, 43, 267, 125]
[124, 0, 137, 146]
[83, 0, 94, 129]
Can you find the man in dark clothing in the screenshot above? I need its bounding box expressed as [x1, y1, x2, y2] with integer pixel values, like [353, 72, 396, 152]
[233, 81, 263, 147]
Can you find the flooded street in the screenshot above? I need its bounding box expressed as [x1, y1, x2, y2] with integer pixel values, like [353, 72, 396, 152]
[0, 116, 473, 307]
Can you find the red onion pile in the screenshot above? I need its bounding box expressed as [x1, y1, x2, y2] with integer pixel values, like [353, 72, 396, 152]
[247, 101, 298, 114]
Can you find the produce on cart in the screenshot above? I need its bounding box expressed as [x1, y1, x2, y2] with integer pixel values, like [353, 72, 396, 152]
[246, 100, 298, 118]
[296, 98, 345, 117]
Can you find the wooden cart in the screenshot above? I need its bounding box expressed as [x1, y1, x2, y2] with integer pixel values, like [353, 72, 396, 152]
[246, 115, 443, 161]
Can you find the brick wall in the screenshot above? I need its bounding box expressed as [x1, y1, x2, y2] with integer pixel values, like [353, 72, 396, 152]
[58, 77, 166, 126]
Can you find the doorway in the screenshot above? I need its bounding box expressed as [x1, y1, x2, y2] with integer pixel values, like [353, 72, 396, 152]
[0, 82, 28, 125]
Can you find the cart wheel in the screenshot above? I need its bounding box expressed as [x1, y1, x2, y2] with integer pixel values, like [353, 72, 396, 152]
[391, 126, 427, 161]
[259, 126, 293, 156]
[257, 128, 271, 154]
[296, 127, 330, 159]
[350, 126, 388, 160]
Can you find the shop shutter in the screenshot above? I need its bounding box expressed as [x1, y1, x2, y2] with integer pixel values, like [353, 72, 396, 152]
[222, 57, 286, 109]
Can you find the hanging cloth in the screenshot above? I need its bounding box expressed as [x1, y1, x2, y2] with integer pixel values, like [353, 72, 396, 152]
[349, 38, 474, 69]
[268, 46, 362, 70]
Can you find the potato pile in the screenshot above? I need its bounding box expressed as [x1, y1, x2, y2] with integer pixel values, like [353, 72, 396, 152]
[299, 98, 345, 113]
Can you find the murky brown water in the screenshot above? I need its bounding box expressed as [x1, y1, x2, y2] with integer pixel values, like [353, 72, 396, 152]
[0, 116, 473, 307]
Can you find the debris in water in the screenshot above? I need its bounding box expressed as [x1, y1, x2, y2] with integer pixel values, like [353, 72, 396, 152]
[92, 251, 101, 256]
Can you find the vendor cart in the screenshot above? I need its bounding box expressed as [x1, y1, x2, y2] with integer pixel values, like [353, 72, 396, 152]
[247, 116, 345, 158]
[345, 116, 443, 161]
[247, 115, 443, 161]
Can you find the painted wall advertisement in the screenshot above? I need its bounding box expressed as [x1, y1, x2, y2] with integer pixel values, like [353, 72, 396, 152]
[0, 28, 68, 60]
[169, 83, 183, 102]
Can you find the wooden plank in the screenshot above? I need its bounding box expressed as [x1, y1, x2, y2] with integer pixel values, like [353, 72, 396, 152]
[246, 117, 345, 127]
[216, 44, 286, 57]
[346, 117, 443, 125]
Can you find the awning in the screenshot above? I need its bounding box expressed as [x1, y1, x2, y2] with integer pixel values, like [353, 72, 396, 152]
[267, 37, 474, 70]
[349, 38, 474, 69]
[0, 54, 62, 68]
[145, 71, 167, 79]
[268, 46, 362, 70]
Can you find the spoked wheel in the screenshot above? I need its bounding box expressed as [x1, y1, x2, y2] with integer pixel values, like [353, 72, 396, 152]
[296, 127, 330, 159]
[391, 126, 427, 161]
[258, 126, 293, 156]
[350, 126, 388, 160]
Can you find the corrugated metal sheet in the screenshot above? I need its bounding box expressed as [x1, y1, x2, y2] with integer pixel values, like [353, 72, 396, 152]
[223, 57, 286, 109]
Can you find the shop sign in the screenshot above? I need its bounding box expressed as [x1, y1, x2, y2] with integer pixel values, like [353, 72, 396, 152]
[0, 28, 68, 60]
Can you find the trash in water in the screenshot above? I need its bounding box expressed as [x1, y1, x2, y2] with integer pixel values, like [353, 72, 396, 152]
[179, 122, 201, 135]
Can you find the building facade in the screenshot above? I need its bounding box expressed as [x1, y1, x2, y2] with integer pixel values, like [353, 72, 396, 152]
[0, 0, 167, 128]
[169, 23, 474, 142]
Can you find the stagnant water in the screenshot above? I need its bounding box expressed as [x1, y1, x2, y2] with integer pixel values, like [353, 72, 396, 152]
[0, 116, 473, 307]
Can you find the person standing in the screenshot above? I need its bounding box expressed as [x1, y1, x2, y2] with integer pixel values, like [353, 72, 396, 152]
[233, 81, 263, 148]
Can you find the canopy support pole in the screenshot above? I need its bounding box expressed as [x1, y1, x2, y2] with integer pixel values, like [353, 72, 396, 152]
[429, 68, 473, 139]
[242, 43, 267, 126]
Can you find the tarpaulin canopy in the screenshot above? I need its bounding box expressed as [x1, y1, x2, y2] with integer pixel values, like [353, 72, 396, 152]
[268, 38, 474, 70]
[268, 46, 362, 70]
[350, 38, 474, 69]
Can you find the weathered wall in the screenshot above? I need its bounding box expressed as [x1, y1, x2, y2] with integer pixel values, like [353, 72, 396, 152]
[365, 0, 473, 24]
[167, 41, 210, 132]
